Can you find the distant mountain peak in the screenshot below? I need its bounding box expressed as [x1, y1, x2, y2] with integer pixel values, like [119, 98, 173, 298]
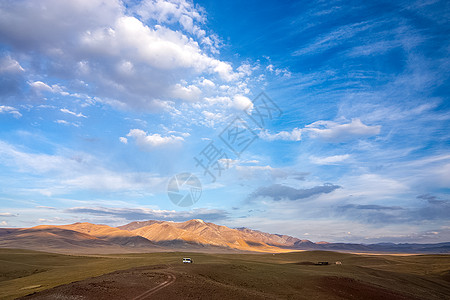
[191, 219, 205, 223]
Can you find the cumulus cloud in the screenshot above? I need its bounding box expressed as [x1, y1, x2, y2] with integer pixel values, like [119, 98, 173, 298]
[126, 129, 185, 149]
[29, 81, 53, 93]
[0, 0, 243, 111]
[259, 119, 379, 143]
[0, 105, 22, 118]
[199, 78, 215, 88]
[65, 206, 229, 222]
[133, 0, 205, 36]
[259, 128, 302, 141]
[250, 183, 341, 201]
[305, 118, 380, 142]
[232, 95, 253, 111]
[169, 83, 202, 101]
[29, 81, 69, 96]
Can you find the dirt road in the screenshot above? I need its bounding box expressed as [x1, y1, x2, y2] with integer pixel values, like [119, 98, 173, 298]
[19, 266, 177, 300]
[132, 272, 176, 300]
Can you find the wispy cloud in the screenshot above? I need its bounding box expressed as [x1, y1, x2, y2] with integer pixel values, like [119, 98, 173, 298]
[0, 212, 17, 217]
[0, 105, 22, 118]
[249, 183, 341, 201]
[60, 108, 87, 118]
[305, 118, 381, 142]
[336, 194, 450, 224]
[0, 56, 24, 73]
[0, 140, 167, 196]
[65, 206, 229, 222]
[310, 154, 350, 165]
[55, 119, 80, 127]
[292, 21, 381, 56]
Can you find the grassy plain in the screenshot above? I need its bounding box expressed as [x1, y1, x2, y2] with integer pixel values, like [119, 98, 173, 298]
[0, 248, 449, 299]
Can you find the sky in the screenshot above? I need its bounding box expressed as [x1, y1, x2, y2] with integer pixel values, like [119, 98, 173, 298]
[0, 0, 449, 243]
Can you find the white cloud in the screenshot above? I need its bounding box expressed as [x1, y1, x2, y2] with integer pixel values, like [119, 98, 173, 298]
[259, 119, 379, 143]
[0, 56, 24, 73]
[0, 213, 15, 217]
[0, 140, 168, 195]
[133, 0, 205, 37]
[199, 78, 215, 88]
[232, 95, 253, 111]
[310, 154, 350, 165]
[29, 81, 69, 96]
[0, 140, 88, 174]
[265, 63, 291, 77]
[305, 118, 380, 142]
[170, 83, 202, 101]
[237, 63, 253, 77]
[202, 110, 223, 120]
[65, 206, 228, 222]
[61, 171, 166, 192]
[119, 137, 128, 144]
[0, 0, 246, 112]
[55, 120, 68, 125]
[339, 173, 409, 199]
[60, 108, 87, 118]
[259, 128, 302, 141]
[55, 120, 80, 127]
[126, 128, 184, 149]
[29, 81, 53, 93]
[292, 21, 378, 56]
[0, 105, 22, 118]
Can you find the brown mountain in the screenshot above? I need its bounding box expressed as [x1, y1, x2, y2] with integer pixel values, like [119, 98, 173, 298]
[1, 220, 448, 254]
[0, 220, 296, 253]
[0, 223, 161, 254]
[0, 227, 116, 253]
[117, 220, 164, 231]
[43, 223, 159, 248]
[123, 219, 289, 252]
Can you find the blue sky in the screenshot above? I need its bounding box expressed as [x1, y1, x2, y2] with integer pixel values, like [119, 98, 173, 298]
[0, 0, 449, 243]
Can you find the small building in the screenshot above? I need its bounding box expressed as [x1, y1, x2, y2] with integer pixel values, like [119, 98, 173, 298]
[183, 257, 193, 264]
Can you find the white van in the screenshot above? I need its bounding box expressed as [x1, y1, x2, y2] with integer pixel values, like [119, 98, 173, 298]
[182, 257, 193, 263]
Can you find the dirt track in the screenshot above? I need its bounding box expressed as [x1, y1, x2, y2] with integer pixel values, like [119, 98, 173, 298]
[132, 272, 176, 300]
[19, 265, 176, 300]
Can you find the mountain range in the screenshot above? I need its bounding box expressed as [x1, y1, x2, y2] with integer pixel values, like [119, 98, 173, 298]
[0, 219, 448, 254]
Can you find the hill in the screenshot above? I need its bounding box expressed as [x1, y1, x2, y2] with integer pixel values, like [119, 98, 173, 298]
[0, 219, 449, 254]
